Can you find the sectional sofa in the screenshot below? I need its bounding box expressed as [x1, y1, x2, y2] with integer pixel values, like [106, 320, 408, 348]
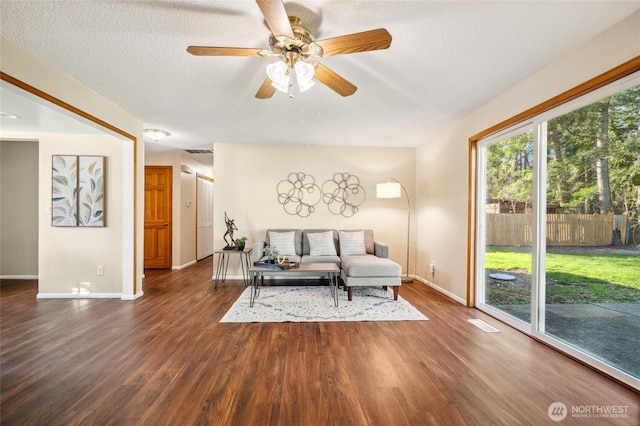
[251, 229, 402, 301]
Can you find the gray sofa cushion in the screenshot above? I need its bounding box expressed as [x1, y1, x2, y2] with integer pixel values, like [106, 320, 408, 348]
[341, 255, 401, 277]
[301, 255, 341, 267]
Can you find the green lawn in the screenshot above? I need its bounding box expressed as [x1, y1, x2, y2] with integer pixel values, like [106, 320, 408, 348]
[485, 247, 640, 304]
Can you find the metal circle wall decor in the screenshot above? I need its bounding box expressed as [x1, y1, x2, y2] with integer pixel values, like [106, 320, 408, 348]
[276, 172, 321, 217]
[321, 172, 366, 217]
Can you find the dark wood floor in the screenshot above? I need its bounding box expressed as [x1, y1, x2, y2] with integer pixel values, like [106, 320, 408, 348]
[1, 261, 638, 425]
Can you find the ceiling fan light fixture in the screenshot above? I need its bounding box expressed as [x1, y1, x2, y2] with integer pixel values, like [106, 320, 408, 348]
[266, 60, 291, 93]
[294, 61, 314, 81]
[297, 77, 315, 93]
[294, 61, 315, 93]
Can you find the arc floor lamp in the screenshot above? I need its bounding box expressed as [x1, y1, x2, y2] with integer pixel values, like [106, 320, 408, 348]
[376, 178, 413, 283]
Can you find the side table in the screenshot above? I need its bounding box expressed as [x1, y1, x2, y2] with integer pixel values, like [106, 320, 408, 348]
[214, 247, 252, 288]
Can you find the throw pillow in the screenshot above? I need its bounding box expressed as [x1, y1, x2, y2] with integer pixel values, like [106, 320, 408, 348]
[339, 230, 367, 256]
[268, 231, 297, 256]
[307, 231, 337, 256]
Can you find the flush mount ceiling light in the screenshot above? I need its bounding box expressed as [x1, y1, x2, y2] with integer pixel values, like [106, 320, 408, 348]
[143, 129, 170, 141]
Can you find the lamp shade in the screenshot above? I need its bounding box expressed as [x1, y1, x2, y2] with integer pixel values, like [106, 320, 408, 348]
[376, 182, 401, 198]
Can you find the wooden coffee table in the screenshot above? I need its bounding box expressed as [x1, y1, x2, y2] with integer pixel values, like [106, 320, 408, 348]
[248, 263, 340, 308]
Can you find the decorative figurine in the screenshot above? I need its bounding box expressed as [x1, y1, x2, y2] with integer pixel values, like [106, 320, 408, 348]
[223, 212, 238, 249]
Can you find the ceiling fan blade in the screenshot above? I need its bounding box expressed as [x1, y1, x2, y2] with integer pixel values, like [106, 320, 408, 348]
[315, 28, 392, 57]
[256, 0, 294, 38]
[187, 46, 264, 57]
[312, 63, 357, 97]
[255, 77, 276, 99]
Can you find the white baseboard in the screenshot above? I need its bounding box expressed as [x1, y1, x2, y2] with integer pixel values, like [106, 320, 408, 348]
[172, 260, 197, 270]
[0, 275, 38, 279]
[412, 275, 466, 305]
[37, 292, 122, 299]
[121, 291, 144, 300]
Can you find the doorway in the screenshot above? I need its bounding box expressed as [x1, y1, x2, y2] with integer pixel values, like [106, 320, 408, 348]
[0, 140, 38, 280]
[144, 166, 172, 269]
[196, 174, 214, 260]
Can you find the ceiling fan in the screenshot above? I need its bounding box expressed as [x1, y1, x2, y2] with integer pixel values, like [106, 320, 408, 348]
[187, 0, 392, 99]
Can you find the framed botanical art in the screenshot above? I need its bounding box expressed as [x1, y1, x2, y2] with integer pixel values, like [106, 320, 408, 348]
[52, 155, 105, 227]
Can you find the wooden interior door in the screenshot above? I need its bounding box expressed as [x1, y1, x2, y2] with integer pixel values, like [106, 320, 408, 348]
[144, 166, 172, 269]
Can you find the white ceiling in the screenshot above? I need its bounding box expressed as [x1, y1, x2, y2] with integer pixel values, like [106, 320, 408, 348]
[1, 1, 639, 165]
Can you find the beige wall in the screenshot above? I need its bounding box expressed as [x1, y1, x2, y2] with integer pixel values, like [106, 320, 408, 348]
[145, 152, 213, 268]
[0, 140, 39, 277]
[0, 133, 126, 295]
[1, 36, 144, 297]
[39, 134, 125, 294]
[213, 143, 415, 277]
[415, 10, 640, 303]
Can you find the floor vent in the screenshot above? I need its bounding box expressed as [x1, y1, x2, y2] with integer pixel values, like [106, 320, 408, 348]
[467, 318, 500, 333]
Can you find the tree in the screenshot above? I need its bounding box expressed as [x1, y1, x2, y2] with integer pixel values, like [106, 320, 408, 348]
[486, 132, 533, 212]
[595, 98, 613, 213]
[486, 84, 639, 221]
[546, 84, 639, 218]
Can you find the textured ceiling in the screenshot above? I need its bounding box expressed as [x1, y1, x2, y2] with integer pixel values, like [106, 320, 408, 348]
[1, 1, 639, 165]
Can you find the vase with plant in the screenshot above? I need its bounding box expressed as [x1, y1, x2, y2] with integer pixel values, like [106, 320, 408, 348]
[263, 246, 279, 263]
[234, 236, 247, 251]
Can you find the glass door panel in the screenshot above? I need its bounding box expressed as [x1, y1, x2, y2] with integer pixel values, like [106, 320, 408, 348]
[480, 129, 534, 324]
[543, 85, 640, 379]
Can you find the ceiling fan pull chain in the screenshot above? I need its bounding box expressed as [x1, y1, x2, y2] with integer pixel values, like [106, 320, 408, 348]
[288, 69, 295, 98]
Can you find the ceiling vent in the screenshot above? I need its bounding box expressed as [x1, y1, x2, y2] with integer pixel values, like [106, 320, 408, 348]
[185, 149, 213, 154]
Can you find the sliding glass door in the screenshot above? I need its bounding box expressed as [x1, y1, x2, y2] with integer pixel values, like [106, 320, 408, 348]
[476, 72, 640, 387]
[477, 126, 534, 328]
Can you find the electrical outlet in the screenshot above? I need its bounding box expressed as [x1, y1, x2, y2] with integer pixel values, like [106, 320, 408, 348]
[429, 261, 435, 274]
[97, 265, 104, 276]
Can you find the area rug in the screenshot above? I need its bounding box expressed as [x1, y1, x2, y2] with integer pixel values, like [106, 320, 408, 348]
[220, 286, 428, 323]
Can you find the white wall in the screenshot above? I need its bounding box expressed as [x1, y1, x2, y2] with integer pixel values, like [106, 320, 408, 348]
[145, 151, 213, 268]
[0, 140, 39, 277]
[1, 36, 144, 297]
[415, 10, 640, 303]
[213, 143, 415, 277]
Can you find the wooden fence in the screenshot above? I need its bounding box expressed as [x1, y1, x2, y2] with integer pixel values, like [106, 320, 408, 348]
[486, 214, 626, 246]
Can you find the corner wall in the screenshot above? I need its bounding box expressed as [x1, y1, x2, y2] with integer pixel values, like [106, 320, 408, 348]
[415, 10, 640, 303]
